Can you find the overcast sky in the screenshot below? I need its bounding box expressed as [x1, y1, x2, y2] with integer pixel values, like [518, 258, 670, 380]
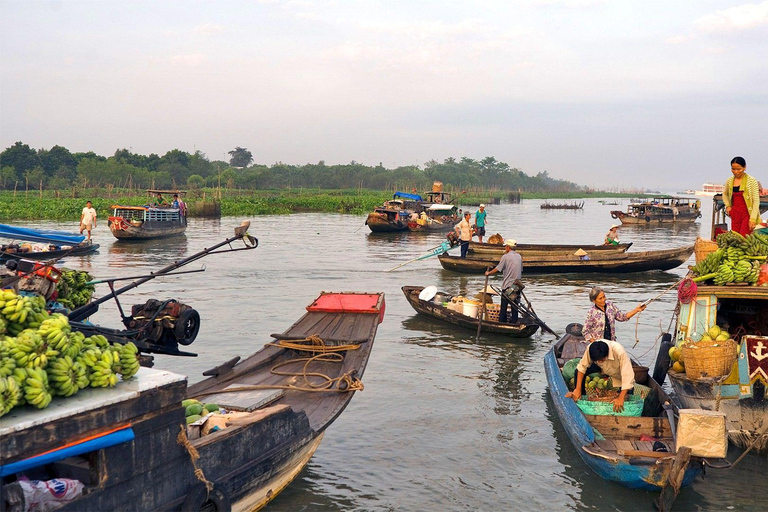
[1, 0, 766, 190]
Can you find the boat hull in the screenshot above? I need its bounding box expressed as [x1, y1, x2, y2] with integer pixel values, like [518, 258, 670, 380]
[108, 219, 187, 239]
[407, 221, 455, 233]
[0, 243, 99, 262]
[545, 335, 703, 491]
[611, 210, 699, 224]
[366, 213, 408, 232]
[402, 286, 539, 338]
[469, 242, 632, 257]
[439, 245, 694, 274]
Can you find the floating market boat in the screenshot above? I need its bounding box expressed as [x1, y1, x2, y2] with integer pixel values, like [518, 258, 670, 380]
[407, 204, 460, 233]
[0, 224, 98, 262]
[107, 190, 187, 240]
[468, 241, 633, 257]
[401, 285, 539, 338]
[0, 291, 384, 511]
[438, 245, 694, 275]
[545, 327, 719, 499]
[365, 192, 421, 233]
[610, 197, 701, 224]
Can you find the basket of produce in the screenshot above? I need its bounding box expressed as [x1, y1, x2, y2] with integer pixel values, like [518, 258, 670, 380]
[484, 304, 500, 322]
[681, 334, 738, 380]
[576, 393, 644, 417]
[694, 237, 719, 264]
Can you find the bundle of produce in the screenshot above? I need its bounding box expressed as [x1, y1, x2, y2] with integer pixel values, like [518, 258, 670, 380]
[182, 399, 221, 425]
[691, 232, 766, 285]
[56, 270, 95, 309]
[0, 291, 49, 336]
[584, 373, 613, 394]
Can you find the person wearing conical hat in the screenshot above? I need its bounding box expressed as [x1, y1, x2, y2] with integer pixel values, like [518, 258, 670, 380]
[604, 225, 620, 245]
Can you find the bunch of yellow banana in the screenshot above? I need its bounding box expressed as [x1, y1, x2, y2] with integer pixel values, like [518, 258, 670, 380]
[9, 329, 58, 369]
[83, 334, 110, 350]
[117, 342, 140, 379]
[0, 290, 19, 309]
[0, 338, 16, 378]
[88, 350, 118, 388]
[1, 294, 34, 325]
[48, 355, 89, 397]
[78, 347, 102, 368]
[62, 331, 85, 359]
[0, 376, 21, 417]
[20, 367, 53, 409]
[0, 317, 6, 336]
[11, 368, 28, 405]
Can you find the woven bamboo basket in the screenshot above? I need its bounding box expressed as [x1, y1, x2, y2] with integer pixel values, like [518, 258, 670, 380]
[694, 237, 719, 264]
[484, 304, 500, 322]
[682, 338, 738, 380]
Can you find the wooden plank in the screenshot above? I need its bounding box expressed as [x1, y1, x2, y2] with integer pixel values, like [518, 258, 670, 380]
[617, 449, 675, 459]
[585, 415, 673, 440]
[614, 440, 635, 452]
[595, 440, 617, 452]
[200, 387, 284, 412]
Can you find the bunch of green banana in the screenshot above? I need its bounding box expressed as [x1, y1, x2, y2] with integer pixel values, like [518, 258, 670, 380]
[0, 317, 6, 336]
[117, 342, 140, 379]
[38, 314, 72, 353]
[743, 233, 768, 257]
[732, 259, 754, 282]
[713, 262, 736, 286]
[726, 246, 746, 263]
[56, 270, 95, 308]
[717, 230, 749, 249]
[5, 322, 24, 337]
[1, 294, 34, 325]
[78, 347, 102, 368]
[83, 334, 110, 350]
[88, 350, 119, 388]
[48, 355, 89, 397]
[9, 329, 58, 369]
[691, 247, 725, 276]
[0, 376, 21, 417]
[0, 338, 16, 378]
[20, 367, 53, 409]
[62, 331, 85, 359]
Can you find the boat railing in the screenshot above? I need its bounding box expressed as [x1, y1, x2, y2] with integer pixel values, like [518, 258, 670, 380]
[113, 208, 146, 221]
[146, 208, 181, 222]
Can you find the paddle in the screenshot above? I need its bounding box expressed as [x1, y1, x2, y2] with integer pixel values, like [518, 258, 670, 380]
[386, 240, 458, 272]
[491, 285, 556, 336]
[475, 270, 491, 341]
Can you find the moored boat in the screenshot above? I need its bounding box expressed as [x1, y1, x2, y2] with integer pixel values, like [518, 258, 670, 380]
[107, 190, 187, 240]
[438, 245, 694, 275]
[610, 197, 701, 224]
[402, 285, 539, 338]
[468, 241, 633, 257]
[365, 193, 421, 233]
[0, 291, 384, 511]
[407, 204, 460, 233]
[0, 224, 99, 262]
[545, 327, 717, 497]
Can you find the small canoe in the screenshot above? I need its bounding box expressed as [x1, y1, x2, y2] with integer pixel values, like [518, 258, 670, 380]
[469, 242, 633, 256]
[439, 245, 694, 275]
[0, 241, 99, 262]
[401, 286, 539, 338]
[0, 223, 99, 261]
[545, 329, 705, 492]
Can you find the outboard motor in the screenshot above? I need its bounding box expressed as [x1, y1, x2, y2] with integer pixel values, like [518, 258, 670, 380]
[125, 299, 201, 351]
[653, 332, 675, 386]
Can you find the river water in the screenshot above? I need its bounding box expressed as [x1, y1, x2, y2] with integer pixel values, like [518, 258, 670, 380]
[16, 198, 767, 511]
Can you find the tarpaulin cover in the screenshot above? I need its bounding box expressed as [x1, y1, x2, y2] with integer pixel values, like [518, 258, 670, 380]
[393, 192, 422, 201]
[308, 293, 381, 314]
[0, 427, 135, 477]
[0, 224, 85, 246]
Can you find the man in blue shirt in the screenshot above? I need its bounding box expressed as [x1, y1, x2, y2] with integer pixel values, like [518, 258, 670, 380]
[475, 204, 487, 243]
[485, 239, 523, 323]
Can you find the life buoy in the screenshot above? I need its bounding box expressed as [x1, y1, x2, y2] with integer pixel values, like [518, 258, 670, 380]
[645, 216, 651, 222]
[181, 484, 231, 512]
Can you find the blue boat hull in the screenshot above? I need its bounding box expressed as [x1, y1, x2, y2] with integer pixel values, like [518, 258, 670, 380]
[544, 345, 702, 491]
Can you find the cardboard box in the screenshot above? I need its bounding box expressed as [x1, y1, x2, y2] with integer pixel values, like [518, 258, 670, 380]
[676, 409, 728, 458]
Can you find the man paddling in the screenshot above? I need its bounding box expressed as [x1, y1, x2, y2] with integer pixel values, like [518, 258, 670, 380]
[484, 239, 522, 324]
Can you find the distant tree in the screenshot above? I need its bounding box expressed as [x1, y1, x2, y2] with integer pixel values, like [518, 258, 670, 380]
[0, 142, 40, 175]
[1, 166, 18, 188]
[228, 147, 253, 168]
[187, 174, 204, 189]
[39, 145, 77, 176]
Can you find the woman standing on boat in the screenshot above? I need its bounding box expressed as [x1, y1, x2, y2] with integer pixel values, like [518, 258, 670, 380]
[582, 287, 645, 342]
[723, 156, 761, 236]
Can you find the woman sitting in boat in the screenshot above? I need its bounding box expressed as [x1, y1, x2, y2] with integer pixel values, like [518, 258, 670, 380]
[582, 287, 645, 342]
[604, 225, 620, 245]
[566, 340, 636, 412]
[723, 156, 761, 236]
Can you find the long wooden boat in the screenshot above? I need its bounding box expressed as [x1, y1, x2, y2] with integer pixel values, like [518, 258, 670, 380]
[402, 285, 539, 338]
[611, 196, 701, 224]
[108, 205, 187, 239]
[407, 205, 459, 233]
[439, 245, 694, 275]
[365, 193, 421, 232]
[468, 241, 632, 257]
[0, 224, 99, 262]
[0, 291, 384, 511]
[545, 329, 705, 492]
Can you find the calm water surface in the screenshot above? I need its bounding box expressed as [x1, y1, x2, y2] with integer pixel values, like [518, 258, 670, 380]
[19, 198, 767, 511]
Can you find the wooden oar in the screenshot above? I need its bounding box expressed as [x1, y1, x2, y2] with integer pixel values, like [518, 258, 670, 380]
[476, 270, 491, 341]
[386, 240, 456, 272]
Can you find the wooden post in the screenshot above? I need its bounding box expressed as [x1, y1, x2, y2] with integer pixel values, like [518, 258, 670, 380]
[654, 446, 692, 511]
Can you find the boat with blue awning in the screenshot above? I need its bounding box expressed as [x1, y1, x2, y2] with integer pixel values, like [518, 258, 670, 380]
[0, 224, 99, 262]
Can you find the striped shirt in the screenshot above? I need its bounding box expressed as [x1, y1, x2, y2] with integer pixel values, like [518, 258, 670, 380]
[724, 173, 761, 222]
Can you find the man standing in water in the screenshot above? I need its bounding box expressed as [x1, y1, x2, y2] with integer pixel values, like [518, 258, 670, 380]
[475, 204, 487, 243]
[485, 239, 522, 324]
[79, 201, 97, 241]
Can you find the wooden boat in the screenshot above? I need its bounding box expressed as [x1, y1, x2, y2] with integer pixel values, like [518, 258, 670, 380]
[438, 245, 694, 275]
[401, 285, 539, 338]
[545, 329, 707, 495]
[107, 190, 187, 240]
[540, 201, 584, 210]
[0, 291, 384, 511]
[468, 241, 633, 257]
[0, 224, 98, 262]
[407, 204, 460, 233]
[365, 193, 421, 233]
[610, 196, 701, 224]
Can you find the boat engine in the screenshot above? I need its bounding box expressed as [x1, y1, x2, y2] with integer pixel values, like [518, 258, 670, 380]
[125, 299, 201, 350]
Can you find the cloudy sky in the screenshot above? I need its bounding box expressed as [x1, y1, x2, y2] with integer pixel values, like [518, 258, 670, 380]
[1, 0, 766, 189]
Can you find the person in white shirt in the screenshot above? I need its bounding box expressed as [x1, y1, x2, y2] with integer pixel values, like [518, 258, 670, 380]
[80, 201, 97, 240]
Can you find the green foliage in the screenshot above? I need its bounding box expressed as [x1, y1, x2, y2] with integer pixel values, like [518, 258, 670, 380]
[228, 147, 253, 168]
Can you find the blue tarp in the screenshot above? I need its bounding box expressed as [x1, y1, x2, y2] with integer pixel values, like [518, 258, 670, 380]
[0, 224, 85, 246]
[0, 427, 135, 477]
[393, 191, 423, 201]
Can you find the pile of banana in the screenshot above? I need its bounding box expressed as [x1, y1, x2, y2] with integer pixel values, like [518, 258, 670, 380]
[691, 231, 767, 285]
[56, 270, 95, 309]
[0, 289, 142, 418]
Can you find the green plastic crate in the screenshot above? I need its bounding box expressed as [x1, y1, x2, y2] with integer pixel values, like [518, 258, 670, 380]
[576, 394, 644, 417]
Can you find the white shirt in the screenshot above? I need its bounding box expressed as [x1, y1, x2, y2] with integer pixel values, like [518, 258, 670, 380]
[81, 207, 97, 225]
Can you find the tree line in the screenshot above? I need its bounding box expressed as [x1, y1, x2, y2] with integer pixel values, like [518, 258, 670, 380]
[0, 142, 584, 193]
